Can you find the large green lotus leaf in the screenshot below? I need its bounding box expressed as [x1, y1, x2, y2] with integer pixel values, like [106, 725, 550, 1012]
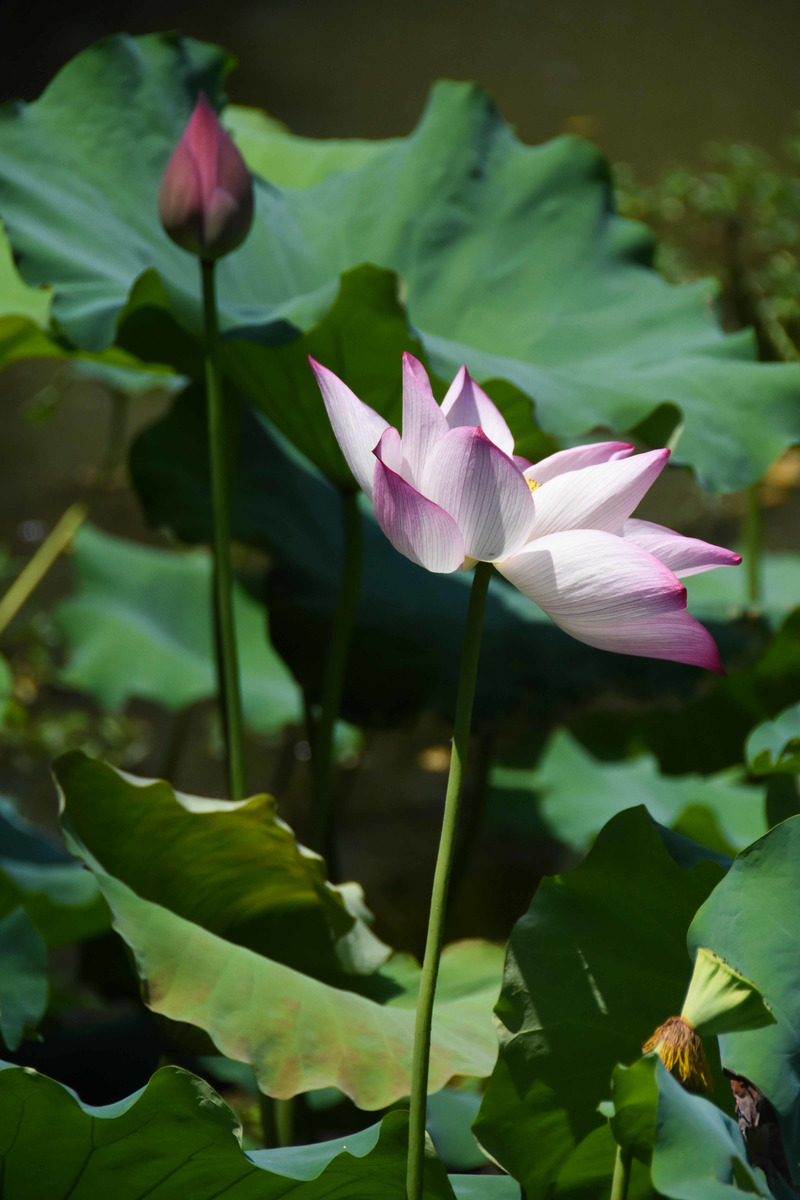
[545, 1123, 655, 1200]
[425, 1088, 488, 1171]
[1, 35, 799, 491]
[0, 224, 50, 323]
[0, 908, 47, 1051]
[652, 1062, 779, 1198]
[223, 105, 390, 189]
[472, 806, 726, 1198]
[610, 1057, 777, 1199]
[689, 817, 800, 1179]
[0, 1063, 458, 1199]
[130, 390, 744, 727]
[746, 702, 800, 775]
[0, 312, 168, 384]
[490, 729, 768, 857]
[0, 223, 175, 382]
[221, 265, 419, 489]
[54, 750, 388, 982]
[62, 822, 503, 1107]
[0, 800, 108, 948]
[218, 265, 557, 488]
[449, 1180, 520, 1199]
[54, 523, 301, 734]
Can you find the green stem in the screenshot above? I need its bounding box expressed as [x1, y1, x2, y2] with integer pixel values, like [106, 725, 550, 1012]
[406, 561, 493, 1200]
[0, 386, 129, 639]
[450, 728, 494, 901]
[0, 501, 89, 637]
[743, 483, 762, 609]
[309, 489, 362, 875]
[259, 1093, 294, 1148]
[201, 258, 246, 800]
[610, 1145, 631, 1200]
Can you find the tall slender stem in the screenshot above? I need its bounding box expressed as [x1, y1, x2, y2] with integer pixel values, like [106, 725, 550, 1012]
[743, 483, 762, 609]
[309, 489, 362, 875]
[201, 258, 246, 800]
[0, 501, 89, 637]
[406, 561, 493, 1200]
[0, 384, 129, 639]
[610, 1145, 631, 1200]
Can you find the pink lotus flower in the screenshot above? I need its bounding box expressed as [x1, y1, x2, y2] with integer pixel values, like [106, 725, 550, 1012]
[310, 353, 741, 673]
[158, 94, 253, 260]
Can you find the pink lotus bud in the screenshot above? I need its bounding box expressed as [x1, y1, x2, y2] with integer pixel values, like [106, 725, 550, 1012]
[158, 93, 254, 261]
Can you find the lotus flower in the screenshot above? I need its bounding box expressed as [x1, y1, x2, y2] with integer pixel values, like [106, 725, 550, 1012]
[310, 353, 741, 672]
[158, 93, 253, 260]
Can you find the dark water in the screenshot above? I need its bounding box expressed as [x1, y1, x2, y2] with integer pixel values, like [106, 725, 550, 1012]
[3, 0, 800, 175]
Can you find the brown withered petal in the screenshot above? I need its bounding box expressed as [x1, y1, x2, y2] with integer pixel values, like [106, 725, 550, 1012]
[643, 1015, 714, 1094]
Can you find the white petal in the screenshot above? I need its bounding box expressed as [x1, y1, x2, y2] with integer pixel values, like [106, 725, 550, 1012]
[621, 520, 742, 578]
[526, 449, 669, 540]
[526, 441, 633, 486]
[373, 436, 464, 573]
[441, 366, 515, 456]
[497, 529, 723, 671]
[310, 357, 389, 498]
[421, 426, 534, 561]
[401, 353, 449, 485]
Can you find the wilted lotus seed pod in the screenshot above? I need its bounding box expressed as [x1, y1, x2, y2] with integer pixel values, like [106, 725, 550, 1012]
[158, 93, 253, 260]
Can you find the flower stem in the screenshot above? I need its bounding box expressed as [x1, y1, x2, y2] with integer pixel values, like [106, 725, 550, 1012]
[201, 258, 246, 800]
[610, 1145, 632, 1200]
[743, 483, 762, 609]
[309, 489, 362, 875]
[406, 560, 493, 1200]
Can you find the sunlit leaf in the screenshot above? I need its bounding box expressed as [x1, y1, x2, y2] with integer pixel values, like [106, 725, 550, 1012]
[223, 105, 389, 189]
[689, 816, 800, 1175]
[0, 1063, 457, 1198]
[610, 1057, 777, 1198]
[1, 33, 799, 489]
[0, 224, 50, 324]
[56, 755, 502, 1108]
[54, 751, 387, 982]
[652, 1062, 776, 1197]
[473, 807, 726, 1198]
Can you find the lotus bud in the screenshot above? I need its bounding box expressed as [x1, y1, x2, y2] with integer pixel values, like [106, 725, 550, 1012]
[158, 93, 253, 261]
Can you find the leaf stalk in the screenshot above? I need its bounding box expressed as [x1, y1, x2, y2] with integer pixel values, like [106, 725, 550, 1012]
[610, 1145, 631, 1200]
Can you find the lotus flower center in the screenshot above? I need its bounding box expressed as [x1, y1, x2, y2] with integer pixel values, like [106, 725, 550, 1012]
[527, 478, 541, 493]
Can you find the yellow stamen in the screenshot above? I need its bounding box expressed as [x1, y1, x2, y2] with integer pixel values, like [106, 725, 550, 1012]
[642, 1016, 713, 1094]
[527, 478, 541, 493]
